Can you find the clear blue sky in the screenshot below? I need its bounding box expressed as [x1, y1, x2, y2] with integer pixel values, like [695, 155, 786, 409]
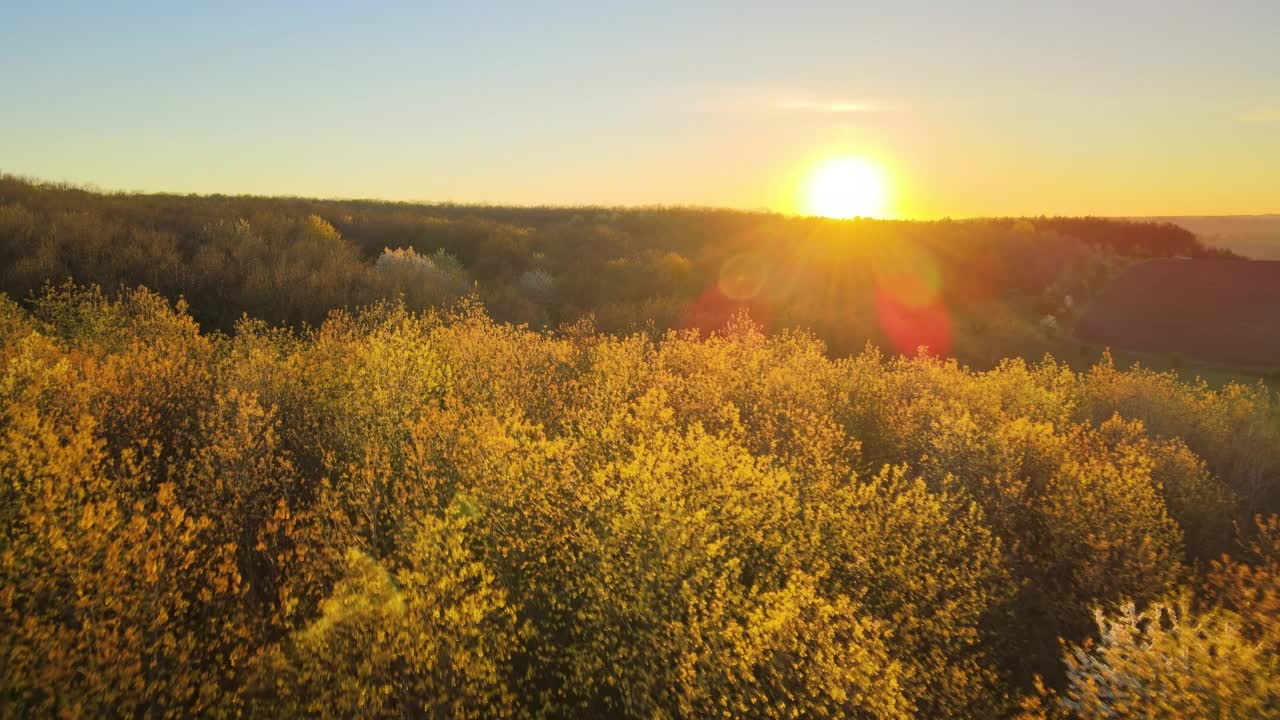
[2, 1, 1277, 216]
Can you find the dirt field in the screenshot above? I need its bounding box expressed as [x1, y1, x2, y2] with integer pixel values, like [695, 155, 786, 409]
[1075, 259, 1280, 367]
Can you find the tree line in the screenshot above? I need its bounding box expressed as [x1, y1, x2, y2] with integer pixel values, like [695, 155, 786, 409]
[0, 174, 1240, 364]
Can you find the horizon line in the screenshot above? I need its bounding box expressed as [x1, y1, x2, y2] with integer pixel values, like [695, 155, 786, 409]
[4, 170, 1278, 221]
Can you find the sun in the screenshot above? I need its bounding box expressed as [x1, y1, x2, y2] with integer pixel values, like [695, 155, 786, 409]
[804, 157, 889, 219]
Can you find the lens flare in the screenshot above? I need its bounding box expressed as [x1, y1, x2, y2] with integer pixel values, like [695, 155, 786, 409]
[870, 242, 941, 308]
[719, 253, 768, 300]
[870, 241, 950, 355]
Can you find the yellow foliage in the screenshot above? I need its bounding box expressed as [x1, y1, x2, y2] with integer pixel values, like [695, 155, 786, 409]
[248, 512, 518, 718]
[1, 286, 1275, 717]
[1024, 596, 1280, 719]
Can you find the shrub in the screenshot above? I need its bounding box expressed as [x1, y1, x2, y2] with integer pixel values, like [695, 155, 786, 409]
[1022, 597, 1280, 719]
[1, 285, 1274, 716]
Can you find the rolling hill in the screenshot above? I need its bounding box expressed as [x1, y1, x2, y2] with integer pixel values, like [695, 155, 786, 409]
[1137, 215, 1280, 260]
[1076, 258, 1280, 366]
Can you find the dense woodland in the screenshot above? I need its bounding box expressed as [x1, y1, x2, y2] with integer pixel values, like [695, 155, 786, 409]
[1, 177, 1277, 717]
[0, 175, 1239, 365]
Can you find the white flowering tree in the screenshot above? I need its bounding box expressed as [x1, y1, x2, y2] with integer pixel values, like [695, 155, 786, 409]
[1046, 596, 1279, 719]
[375, 247, 470, 310]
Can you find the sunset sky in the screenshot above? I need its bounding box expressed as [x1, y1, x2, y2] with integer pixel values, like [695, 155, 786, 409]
[2, 1, 1277, 218]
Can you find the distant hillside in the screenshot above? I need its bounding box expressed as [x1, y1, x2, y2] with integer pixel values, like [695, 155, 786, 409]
[1076, 258, 1280, 366]
[1135, 215, 1280, 260]
[1, 175, 1230, 366]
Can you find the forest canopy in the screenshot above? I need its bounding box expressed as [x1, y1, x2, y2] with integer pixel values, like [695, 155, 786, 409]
[2, 285, 1277, 717]
[0, 175, 1239, 365]
[0, 176, 1275, 717]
